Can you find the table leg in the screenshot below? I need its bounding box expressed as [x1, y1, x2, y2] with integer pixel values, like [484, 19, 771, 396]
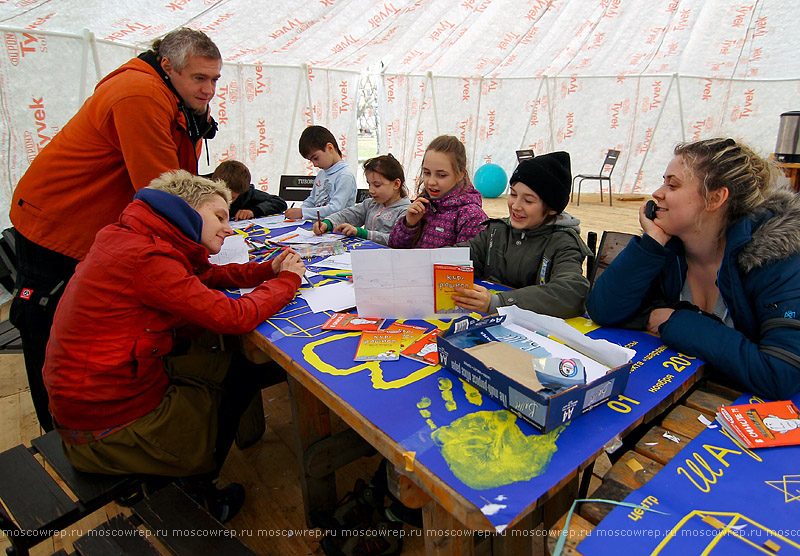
[287, 374, 337, 527]
[493, 510, 537, 556]
[422, 499, 475, 556]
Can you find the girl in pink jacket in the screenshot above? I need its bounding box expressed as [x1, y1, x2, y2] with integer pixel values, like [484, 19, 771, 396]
[388, 135, 487, 248]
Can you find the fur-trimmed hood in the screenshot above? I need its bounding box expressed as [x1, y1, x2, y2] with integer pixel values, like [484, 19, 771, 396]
[738, 190, 800, 272]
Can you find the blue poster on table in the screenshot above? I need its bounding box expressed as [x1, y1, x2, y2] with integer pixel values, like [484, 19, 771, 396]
[578, 393, 800, 556]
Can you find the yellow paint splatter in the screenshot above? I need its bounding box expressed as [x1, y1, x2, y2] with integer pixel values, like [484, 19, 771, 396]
[461, 380, 483, 405]
[431, 410, 565, 490]
[301, 332, 442, 389]
[438, 378, 457, 411]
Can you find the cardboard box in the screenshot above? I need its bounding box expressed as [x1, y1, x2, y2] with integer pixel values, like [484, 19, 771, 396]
[436, 307, 635, 432]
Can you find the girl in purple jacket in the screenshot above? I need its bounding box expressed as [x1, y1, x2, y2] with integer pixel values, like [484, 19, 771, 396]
[388, 135, 487, 248]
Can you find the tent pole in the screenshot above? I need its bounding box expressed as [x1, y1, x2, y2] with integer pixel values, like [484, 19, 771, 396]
[283, 65, 308, 175]
[633, 73, 678, 193]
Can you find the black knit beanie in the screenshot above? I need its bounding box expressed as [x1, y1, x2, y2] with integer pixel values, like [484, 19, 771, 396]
[509, 151, 572, 213]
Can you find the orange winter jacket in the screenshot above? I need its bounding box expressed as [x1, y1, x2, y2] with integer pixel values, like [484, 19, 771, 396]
[10, 58, 204, 260]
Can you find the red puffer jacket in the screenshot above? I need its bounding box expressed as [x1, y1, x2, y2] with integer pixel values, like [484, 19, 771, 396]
[43, 197, 300, 431]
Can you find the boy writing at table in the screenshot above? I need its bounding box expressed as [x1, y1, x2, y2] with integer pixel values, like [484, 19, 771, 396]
[284, 125, 357, 221]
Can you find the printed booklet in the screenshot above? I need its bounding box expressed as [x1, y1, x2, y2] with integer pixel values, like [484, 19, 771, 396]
[322, 313, 385, 331]
[400, 329, 441, 365]
[385, 322, 429, 351]
[433, 264, 474, 314]
[354, 330, 404, 361]
[716, 400, 800, 449]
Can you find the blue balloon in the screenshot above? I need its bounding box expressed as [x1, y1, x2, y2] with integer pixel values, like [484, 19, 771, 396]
[473, 163, 508, 198]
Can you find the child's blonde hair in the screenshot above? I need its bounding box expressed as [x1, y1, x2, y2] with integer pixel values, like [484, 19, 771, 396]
[147, 169, 231, 208]
[416, 135, 471, 196]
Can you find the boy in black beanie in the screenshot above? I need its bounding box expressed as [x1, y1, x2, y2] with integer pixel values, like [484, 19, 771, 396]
[453, 151, 592, 317]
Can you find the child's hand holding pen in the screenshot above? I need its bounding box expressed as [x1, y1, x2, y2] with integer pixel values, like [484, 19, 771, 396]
[313, 220, 329, 235]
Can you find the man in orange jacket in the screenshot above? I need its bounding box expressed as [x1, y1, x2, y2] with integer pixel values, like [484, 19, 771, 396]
[9, 27, 222, 431]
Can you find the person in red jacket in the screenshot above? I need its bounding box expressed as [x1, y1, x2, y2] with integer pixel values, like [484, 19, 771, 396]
[43, 170, 304, 522]
[9, 28, 222, 431]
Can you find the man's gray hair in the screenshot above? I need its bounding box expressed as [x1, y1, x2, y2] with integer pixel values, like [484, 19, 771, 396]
[152, 27, 221, 72]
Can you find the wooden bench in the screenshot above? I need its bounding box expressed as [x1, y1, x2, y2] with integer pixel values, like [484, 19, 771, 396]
[47, 483, 258, 556]
[0, 430, 144, 556]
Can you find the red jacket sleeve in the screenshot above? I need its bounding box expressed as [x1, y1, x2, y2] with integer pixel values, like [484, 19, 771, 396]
[198, 261, 277, 289]
[135, 252, 300, 334]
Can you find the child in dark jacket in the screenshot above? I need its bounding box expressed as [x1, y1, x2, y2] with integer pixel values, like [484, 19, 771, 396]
[388, 135, 486, 248]
[212, 160, 287, 220]
[454, 152, 591, 317]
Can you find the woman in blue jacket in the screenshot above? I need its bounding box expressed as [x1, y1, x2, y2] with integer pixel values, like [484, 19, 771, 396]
[587, 138, 800, 401]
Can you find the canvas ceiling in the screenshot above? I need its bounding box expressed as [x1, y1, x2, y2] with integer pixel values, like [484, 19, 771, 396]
[1, 0, 798, 229]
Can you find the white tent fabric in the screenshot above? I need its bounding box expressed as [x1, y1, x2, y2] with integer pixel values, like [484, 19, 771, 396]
[1, 0, 798, 230]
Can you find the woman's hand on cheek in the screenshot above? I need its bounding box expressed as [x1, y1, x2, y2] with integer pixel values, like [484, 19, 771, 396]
[639, 204, 672, 246]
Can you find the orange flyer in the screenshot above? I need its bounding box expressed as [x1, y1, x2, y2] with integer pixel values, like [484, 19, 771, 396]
[433, 264, 473, 314]
[716, 400, 800, 449]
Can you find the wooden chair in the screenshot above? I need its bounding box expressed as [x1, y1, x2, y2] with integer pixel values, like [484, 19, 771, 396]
[355, 188, 371, 203]
[572, 149, 621, 206]
[588, 231, 636, 292]
[278, 175, 314, 202]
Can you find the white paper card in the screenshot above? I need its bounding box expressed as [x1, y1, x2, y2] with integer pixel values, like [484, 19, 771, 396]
[209, 234, 249, 265]
[300, 281, 356, 313]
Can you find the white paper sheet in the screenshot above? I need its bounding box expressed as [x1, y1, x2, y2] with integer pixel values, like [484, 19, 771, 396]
[229, 214, 302, 230]
[351, 248, 471, 319]
[271, 227, 346, 245]
[209, 234, 249, 265]
[312, 252, 352, 270]
[502, 322, 610, 383]
[300, 281, 356, 313]
[497, 306, 636, 368]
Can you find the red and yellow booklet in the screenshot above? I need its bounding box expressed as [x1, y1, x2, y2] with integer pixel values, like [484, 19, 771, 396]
[433, 264, 474, 314]
[716, 400, 800, 449]
[400, 329, 441, 365]
[354, 330, 404, 361]
[322, 313, 385, 331]
[385, 322, 429, 351]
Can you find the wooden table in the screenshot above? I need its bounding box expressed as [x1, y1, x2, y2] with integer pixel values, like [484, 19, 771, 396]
[238, 225, 707, 555]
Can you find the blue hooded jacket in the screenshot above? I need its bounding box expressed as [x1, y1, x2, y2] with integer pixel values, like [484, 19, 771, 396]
[587, 190, 800, 400]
